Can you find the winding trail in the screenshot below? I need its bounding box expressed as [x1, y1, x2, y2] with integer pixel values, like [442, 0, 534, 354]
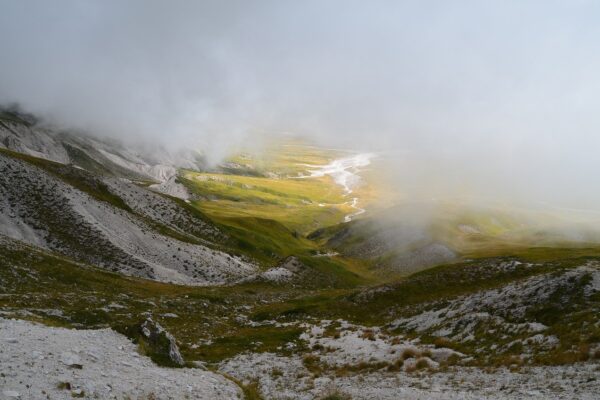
[301, 153, 374, 222]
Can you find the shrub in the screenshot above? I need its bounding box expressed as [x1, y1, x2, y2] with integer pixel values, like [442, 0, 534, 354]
[415, 357, 430, 370]
[360, 329, 377, 341]
[433, 337, 453, 348]
[401, 348, 418, 360]
[387, 358, 404, 371]
[303, 354, 323, 376]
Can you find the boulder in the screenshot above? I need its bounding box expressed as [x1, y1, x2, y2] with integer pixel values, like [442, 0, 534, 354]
[60, 351, 83, 369]
[138, 318, 184, 367]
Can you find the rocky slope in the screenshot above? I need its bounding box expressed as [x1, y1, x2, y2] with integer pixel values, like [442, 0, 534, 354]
[222, 349, 600, 400]
[0, 137, 257, 285]
[0, 109, 204, 183]
[0, 318, 242, 399]
[218, 260, 600, 399]
[0, 151, 257, 285]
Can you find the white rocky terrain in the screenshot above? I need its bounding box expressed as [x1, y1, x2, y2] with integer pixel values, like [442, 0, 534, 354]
[149, 176, 192, 200]
[391, 261, 600, 356]
[0, 119, 70, 164]
[102, 177, 216, 241]
[220, 321, 600, 400]
[222, 352, 600, 399]
[214, 259, 600, 399]
[0, 151, 257, 285]
[0, 318, 242, 400]
[6, 309, 597, 400]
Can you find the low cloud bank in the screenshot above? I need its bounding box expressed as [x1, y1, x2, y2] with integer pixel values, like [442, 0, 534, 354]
[2, 1, 600, 209]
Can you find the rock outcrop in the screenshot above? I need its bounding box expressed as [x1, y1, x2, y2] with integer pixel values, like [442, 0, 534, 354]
[139, 318, 185, 367]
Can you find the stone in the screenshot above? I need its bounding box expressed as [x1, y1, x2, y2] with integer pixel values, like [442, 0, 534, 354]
[61, 352, 83, 368]
[139, 318, 184, 366]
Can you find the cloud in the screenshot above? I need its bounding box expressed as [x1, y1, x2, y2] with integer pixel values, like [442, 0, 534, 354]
[2, 1, 600, 209]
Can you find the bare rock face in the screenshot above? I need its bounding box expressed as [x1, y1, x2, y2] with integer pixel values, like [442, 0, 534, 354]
[149, 175, 191, 200]
[138, 318, 185, 367]
[277, 256, 307, 274]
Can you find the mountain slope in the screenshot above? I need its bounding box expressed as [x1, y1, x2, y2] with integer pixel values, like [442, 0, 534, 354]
[0, 109, 204, 184]
[0, 110, 370, 288]
[2, 108, 600, 399]
[0, 148, 256, 285]
[310, 201, 600, 278]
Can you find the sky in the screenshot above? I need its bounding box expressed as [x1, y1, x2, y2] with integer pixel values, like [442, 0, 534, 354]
[2, 0, 600, 209]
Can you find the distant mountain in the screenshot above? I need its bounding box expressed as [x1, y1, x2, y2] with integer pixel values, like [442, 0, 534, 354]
[0, 108, 205, 184]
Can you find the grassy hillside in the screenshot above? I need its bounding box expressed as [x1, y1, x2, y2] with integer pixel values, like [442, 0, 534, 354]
[2, 235, 599, 369]
[0, 236, 352, 364]
[183, 172, 348, 234]
[185, 140, 358, 233]
[180, 140, 377, 284]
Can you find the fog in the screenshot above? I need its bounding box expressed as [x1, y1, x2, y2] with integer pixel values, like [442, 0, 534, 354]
[2, 1, 600, 210]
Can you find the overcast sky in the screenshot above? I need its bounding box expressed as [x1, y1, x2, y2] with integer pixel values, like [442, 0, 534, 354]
[2, 1, 600, 209]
